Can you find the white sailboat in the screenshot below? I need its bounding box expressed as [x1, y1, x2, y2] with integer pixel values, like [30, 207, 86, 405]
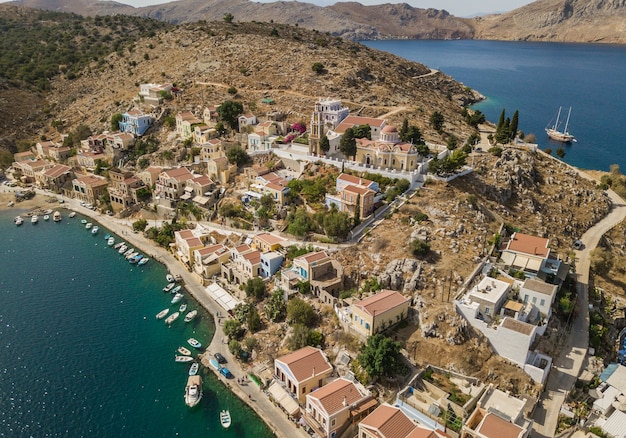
[546, 106, 576, 143]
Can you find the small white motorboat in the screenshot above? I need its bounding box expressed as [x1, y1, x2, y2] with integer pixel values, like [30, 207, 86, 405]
[43, 214, 50, 221]
[114, 241, 125, 249]
[81, 219, 87, 224]
[155, 308, 169, 319]
[118, 245, 128, 254]
[179, 303, 187, 313]
[7, 201, 14, 207]
[69, 211, 76, 218]
[171, 293, 183, 304]
[85, 222, 92, 229]
[175, 355, 193, 363]
[187, 338, 202, 349]
[31, 215, 39, 224]
[53, 211, 62, 222]
[185, 375, 203, 408]
[126, 251, 139, 260]
[178, 346, 192, 356]
[170, 285, 182, 294]
[165, 311, 180, 325]
[184, 310, 198, 323]
[189, 362, 199, 376]
[220, 410, 231, 429]
[123, 248, 134, 257]
[91, 226, 99, 235]
[166, 274, 175, 283]
[163, 282, 175, 292]
[15, 216, 24, 226]
[107, 237, 115, 246]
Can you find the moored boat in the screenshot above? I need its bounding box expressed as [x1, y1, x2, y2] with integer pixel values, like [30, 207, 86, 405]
[170, 285, 182, 294]
[69, 211, 76, 218]
[166, 274, 175, 283]
[209, 357, 220, 371]
[171, 293, 184, 304]
[178, 346, 192, 356]
[107, 237, 115, 246]
[163, 282, 175, 292]
[179, 303, 187, 313]
[126, 251, 139, 260]
[43, 214, 50, 221]
[85, 222, 92, 229]
[15, 216, 24, 226]
[137, 257, 149, 266]
[129, 254, 142, 264]
[81, 219, 87, 224]
[184, 310, 198, 323]
[189, 362, 199, 376]
[118, 245, 128, 254]
[185, 375, 203, 408]
[123, 248, 134, 256]
[165, 311, 180, 325]
[220, 410, 231, 428]
[114, 241, 125, 249]
[187, 338, 202, 349]
[91, 226, 99, 235]
[175, 355, 193, 363]
[31, 215, 39, 224]
[53, 211, 62, 222]
[546, 106, 576, 143]
[155, 308, 169, 319]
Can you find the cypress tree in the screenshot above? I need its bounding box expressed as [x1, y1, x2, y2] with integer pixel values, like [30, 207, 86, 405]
[496, 109, 505, 137]
[400, 118, 409, 141]
[354, 194, 361, 227]
[510, 110, 519, 141]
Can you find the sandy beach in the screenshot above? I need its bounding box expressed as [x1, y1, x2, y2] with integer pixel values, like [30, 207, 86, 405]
[1, 188, 305, 438]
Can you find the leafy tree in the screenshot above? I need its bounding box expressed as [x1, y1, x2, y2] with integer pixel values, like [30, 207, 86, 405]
[245, 277, 266, 301]
[464, 110, 486, 128]
[446, 135, 458, 150]
[286, 207, 315, 237]
[311, 62, 325, 74]
[295, 281, 311, 295]
[227, 86, 237, 95]
[228, 339, 242, 357]
[556, 148, 566, 158]
[132, 218, 148, 232]
[353, 124, 371, 140]
[396, 178, 411, 193]
[217, 100, 244, 130]
[287, 324, 311, 350]
[319, 135, 330, 154]
[339, 127, 357, 159]
[223, 13, 235, 23]
[110, 113, 123, 132]
[226, 145, 251, 166]
[247, 306, 262, 333]
[264, 289, 287, 322]
[410, 239, 431, 257]
[287, 298, 316, 327]
[404, 125, 424, 145]
[322, 209, 352, 240]
[244, 336, 258, 354]
[430, 111, 444, 132]
[223, 319, 243, 340]
[357, 333, 402, 378]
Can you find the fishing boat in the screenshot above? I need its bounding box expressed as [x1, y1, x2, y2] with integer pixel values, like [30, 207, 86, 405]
[107, 237, 115, 246]
[155, 308, 169, 319]
[118, 245, 128, 254]
[69, 211, 76, 218]
[163, 282, 176, 292]
[171, 293, 184, 304]
[209, 357, 221, 371]
[126, 251, 138, 260]
[175, 355, 193, 363]
[178, 346, 192, 356]
[129, 254, 142, 264]
[91, 226, 99, 235]
[187, 338, 202, 349]
[81, 219, 87, 224]
[7, 200, 14, 207]
[189, 362, 199, 376]
[166, 274, 175, 283]
[184, 310, 198, 323]
[15, 216, 24, 226]
[137, 257, 149, 266]
[123, 248, 134, 257]
[165, 311, 180, 325]
[31, 215, 39, 224]
[185, 375, 203, 408]
[179, 303, 187, 313]
[85, 222, 92, 229]
[170, 285, 182, 295]
[104, 233, 111, 240]
[220, 410, 231, 428]
[114, 241, 125, 249]
[546, 106, 576, 143]
[53, 211, 62, 222]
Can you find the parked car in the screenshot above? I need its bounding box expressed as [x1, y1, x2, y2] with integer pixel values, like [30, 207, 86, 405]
[214, 352, 227, 364]
[573, 240, 583, 250]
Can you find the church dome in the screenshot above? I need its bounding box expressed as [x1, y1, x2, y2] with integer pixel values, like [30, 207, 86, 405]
[381, 125, 398, 134]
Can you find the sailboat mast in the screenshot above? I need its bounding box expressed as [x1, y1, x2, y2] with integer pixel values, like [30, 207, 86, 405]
[564, 107, 572, 134]
[554, 106, 562, 130]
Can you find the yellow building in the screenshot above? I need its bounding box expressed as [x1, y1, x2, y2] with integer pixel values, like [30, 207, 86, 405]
[274, 346, 333, 404]
[351, 290, 410, 337]
[252, 232, 285, 253]
[354, 125, 421, 172]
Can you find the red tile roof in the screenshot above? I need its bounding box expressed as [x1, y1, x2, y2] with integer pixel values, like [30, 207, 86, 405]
[43, 164, 71, 178]
[344, 185, 374, 196]
[308, 378, 367, 416]
[506, 232, 550, 257]
[334, 116, 386, 134]
[476, 413, 524, 438]
[354, 290, 410, 317]
[360, 404, 416, 438]
[276, 346, 332, 382]
[296, 251, 329, 265]
[162, 167, 193, 181]
[254, 233, 285, 246]
[338, 173, 374, 187]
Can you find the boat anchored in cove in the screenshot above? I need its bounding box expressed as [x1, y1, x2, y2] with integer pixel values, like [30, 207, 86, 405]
[546, 106, 576, 143]
[184, 375, 202, 408]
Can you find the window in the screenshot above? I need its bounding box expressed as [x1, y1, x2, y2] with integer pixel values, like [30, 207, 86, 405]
[365, 322, 370, 330]
[360, 318, 363, 326]
[485, 307, 490, 315]
[302, 387, 306, 393]
[331, 419, 336, 427]
[524, 294, 529, 303]
[540, 299, 545, 307]
[532, 297, 537, 304]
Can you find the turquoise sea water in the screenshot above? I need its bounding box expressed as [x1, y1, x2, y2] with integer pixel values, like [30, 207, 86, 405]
[363, 40, 626, 172]
[0, 209, 274, 437]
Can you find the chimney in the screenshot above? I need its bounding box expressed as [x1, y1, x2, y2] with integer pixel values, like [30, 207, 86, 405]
[312, 366, 315, 378]
[343, 396, 348, 407]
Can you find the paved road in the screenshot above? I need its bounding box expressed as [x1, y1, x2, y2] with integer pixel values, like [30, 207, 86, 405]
[531, 188, 626, 438]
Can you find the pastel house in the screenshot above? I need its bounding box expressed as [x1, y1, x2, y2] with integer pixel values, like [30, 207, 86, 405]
[350, 290, 410, 337]
[274, 346, 333, 404]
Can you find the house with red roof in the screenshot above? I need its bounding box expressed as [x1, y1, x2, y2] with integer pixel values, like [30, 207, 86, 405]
[220, 244, 263, 285]
[35, 164, 73, 192]
[252, 232, 285, 253]
[107, 167, 145, 213]
[154, 167, 195, 207]
[274, 346, 333, 403]
[14, 159, 52, 181]
[176, 111, 203, 140]
[175, 229, 205, 266]
[350, 290, 411, 337]
[70, 174, 109, 205]
[192, 243, 231, 282]
[326, 173, 377, 219]
[304, 377, 376, 438]
[359, 404, 448, 438]
[280, 250, 344, 305]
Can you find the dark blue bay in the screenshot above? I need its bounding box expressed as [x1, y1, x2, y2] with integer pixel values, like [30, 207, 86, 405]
[0, 210, 273, 437]
[363, 39, 626, 172]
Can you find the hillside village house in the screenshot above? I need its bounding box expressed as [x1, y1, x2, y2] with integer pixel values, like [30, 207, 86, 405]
[192, 243, 231, 283]
[252, 232, 285, 253]
[349, 290, 411, 337]
[193, 124, 217, 146]
[499, 232, 551, 277]
[221, 244, 262, 285]
[247, 120, 279, 152]
[280, 251, 344, 305]
[14, 151, 36, 162]
[519, 278, 558, 318]
[274, 346, 333, 404]
[75, 151, 106, 170]
[119, 109, 153, 136]
[136, 166, 163, 188]
[462, 384, 532, 438]
[199, 139, 225, 161]
[176, 111, 203, 139]
[13, 159, 52, 183]
[238, 113, 257, 132]
[36, 140, 71, 162]
[154, 167, 195, 207]
[138, 82, 172, 105]
[249, 172, 291, 206]
[260, 251, 284, 278]
[359, 404, 447, 438]
[82, 132, 135, 162]
[207, 157, 235, 185]
[304, 377, 376, 438]
[182, 175, 218, 209]
[108, 168, 144, 213]
[35, 164, 72, 192]
[70, 174, 109, 205]
[175, 229, 205, 266]
[326, 173, 378, 219]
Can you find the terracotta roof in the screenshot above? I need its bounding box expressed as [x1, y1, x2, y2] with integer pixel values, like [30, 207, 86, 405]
[506, 232, 550, 257]
[265, 182, 287, 191]
[196, 244, 227, 256]
[22, 159, 50, 169]
[354, 290, 410, 317]
[338, 173, 374, 187]
[522, 278, 557, 296]
[276, 346, 332, 382]
[254, 233, 285, 246]
[184, 237, 203, 248]
[501, 318, 535, 336]
[162, 167, 193, 181]
[191, 175, 213, 186]
[344, 185, 374, 196]
[405, 426, 441, 438]
[242, 250, 262, 264]
[212, 156, 229, 165]
[177, 229, 194, 239]
[43, 164, 71, 178]
[234, 244, 251, 254]
[297, 251, 328, 265]
[334, 116, 385, 134]
[360, 404, 416, 438]
[381, 125, 398, 133]
[308, 378, 366, 416]
[476, 413, 524, 438]
[75, 174, 108, 187]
